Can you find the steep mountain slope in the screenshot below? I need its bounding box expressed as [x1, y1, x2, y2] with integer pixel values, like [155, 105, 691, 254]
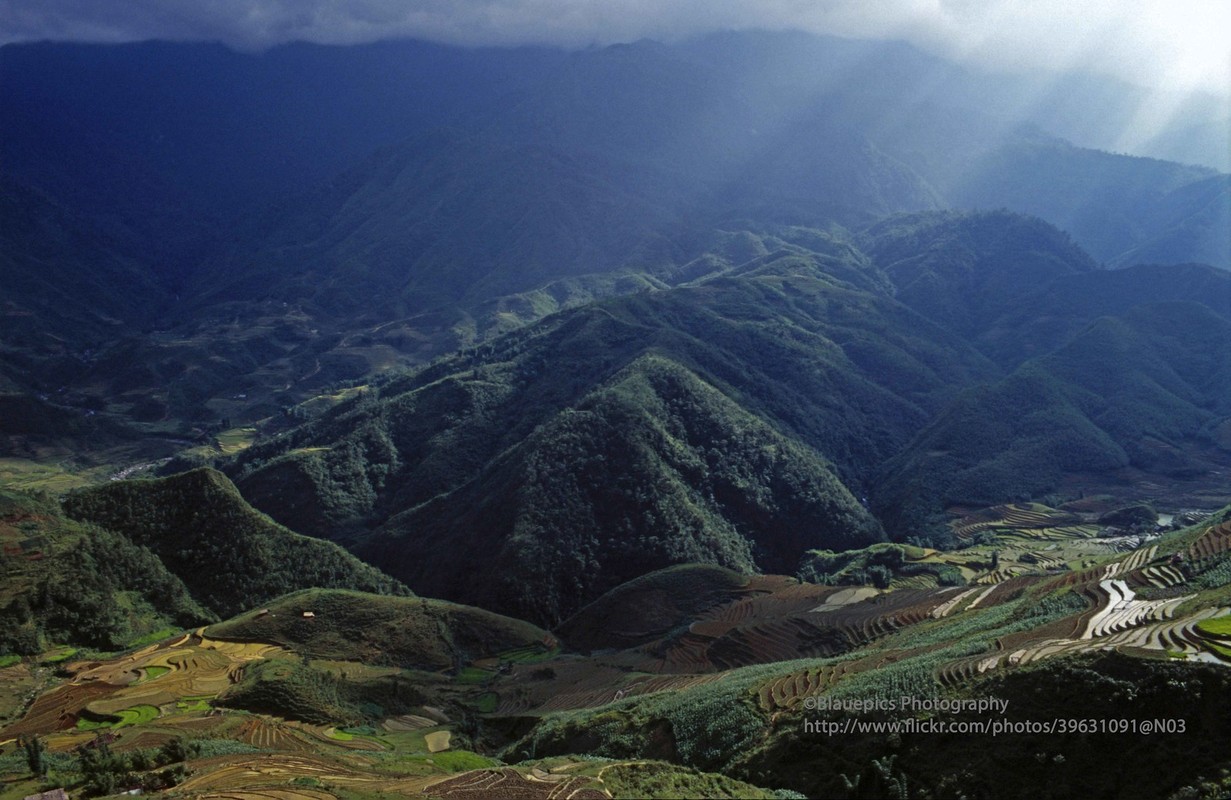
[877, 301, 1231, 537]
[0, 34, 1224, 449]
[62, 468, 411, 617]
[979, 261, 1231, 367]
[363, 354, 885, 625]
[189, 131, 689, 316]
[861, 210, 1099, 340]
[0, 179, 167, 364]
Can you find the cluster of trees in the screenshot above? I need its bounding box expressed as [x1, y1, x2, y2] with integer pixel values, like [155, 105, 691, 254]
[15, 735, 192, 797]
[61, 468, 409, 619]
[0, 490, 211, 655]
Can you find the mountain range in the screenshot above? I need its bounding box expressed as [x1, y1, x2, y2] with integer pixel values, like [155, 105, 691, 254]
[1, 29, 1230, 799]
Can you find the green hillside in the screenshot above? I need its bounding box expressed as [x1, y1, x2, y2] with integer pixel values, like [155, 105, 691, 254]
[978, 261, 1231, 367]
[877, 301, 1231, 538]
[934, 134, 1228, 267]
[61, 468, 410, 618]
[218, 209, 1231, 620]
[0, 487, 211, 655]
[227, 243, 1002, 623]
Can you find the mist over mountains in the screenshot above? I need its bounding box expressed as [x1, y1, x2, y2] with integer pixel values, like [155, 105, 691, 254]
[4, 26, 1231, 800]
[2, 29, 1229, 620]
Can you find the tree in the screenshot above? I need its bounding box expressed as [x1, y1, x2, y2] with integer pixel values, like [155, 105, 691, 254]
[21, 735, 47, 776]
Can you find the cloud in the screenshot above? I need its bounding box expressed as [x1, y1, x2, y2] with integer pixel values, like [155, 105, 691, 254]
[1, 0, 1227, 97]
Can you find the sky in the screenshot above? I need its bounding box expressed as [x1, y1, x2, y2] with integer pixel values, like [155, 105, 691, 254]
[1, 0, 1228, 100]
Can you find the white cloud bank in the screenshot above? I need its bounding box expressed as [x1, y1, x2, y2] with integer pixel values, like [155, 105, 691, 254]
[1, 0, 1227, 97]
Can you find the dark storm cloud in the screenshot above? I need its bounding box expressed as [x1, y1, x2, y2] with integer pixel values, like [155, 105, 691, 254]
[1, 0, 1226, 97]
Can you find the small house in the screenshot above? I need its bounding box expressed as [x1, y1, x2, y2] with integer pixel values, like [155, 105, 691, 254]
[301, 611, 315, 618]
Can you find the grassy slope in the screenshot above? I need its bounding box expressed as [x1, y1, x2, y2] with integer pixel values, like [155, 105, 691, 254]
[208, 588, 551, 671]
[556, 564, 752, 653]
[61, 468, 410, 618]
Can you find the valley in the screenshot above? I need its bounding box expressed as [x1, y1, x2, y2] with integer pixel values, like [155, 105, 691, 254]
[2, 506, 1231, 798]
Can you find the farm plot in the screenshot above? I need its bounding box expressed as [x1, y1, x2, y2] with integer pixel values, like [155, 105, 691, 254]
[308, 660, 401, 680]
[0, 661, 41, 726]
[952, 504, 1083, 541]
[86, 689, 176, 716]
[1189, 522, 1231, 564]
[423, 767, 606, 799]
[1134, 564, 1188, 589]
[1001, 606, 1231, 671]
[175, 753, 384, 794]
[381, 714, 437, 732]
[292, 723, 388, 751]
[619, 584, 956, 677]
[494, 660, 654, 715]
[755, 663, 855, 711]
[236, 715, 317, 752]
[701, 588, 946, 671]
[3, 633, 291, 739]
[1079, 580, 1190, 639]
[1193, 615, 1231, 660]
[188, 789, 335, 800]
[527, 672, 727, 714]
[1, 680, 117, 736]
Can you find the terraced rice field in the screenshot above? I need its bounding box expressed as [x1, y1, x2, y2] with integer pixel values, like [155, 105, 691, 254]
[756, 662, 856, 712]
[293, 723, 387, 751]
[929, 588, 979, 618]
[1, 633, 289, 739]
[625, 583, 949, 675]
[175, 754, 385, 794]
[1188, 522, 1231, 564]
[424, 767, 606, 799]
[1134, 564, 1188, 588]
[1, 680, 116, 735]
[952, 504, 1084, 541]
[188, 789, 336, 800]
[310, 660, 401, 680]
[935, 584, 1231, 688]
[169, 752, 597, 800]
[1079, 580, 1190, 639]
[236, 716, 316, 752]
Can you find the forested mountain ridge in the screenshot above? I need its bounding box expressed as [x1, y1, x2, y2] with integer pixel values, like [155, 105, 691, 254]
[227, 238, 982, 623]
[203, 210, 1231, 623]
